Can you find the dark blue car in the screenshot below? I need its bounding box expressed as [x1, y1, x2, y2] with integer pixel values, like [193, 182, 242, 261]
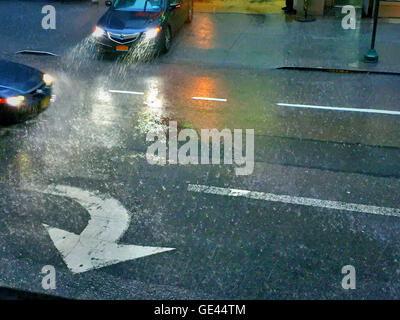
[0, 60, 53, 125]
[93, 0, 193, 55]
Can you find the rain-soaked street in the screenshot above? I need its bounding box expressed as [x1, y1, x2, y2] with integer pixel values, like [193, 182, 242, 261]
[1, 1, 400, 299]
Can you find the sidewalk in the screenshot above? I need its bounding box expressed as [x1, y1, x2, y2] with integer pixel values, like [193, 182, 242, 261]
[282, 16, 400, 74]
[194, 0, 284, 14]
[166, 13, 400, 74]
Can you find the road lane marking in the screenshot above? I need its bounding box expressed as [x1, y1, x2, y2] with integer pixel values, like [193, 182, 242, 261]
[192, 97, 228, 102]
[276, 103, 400, 116]
[109, 89, 145, 95]
[15, 50, 59, 57]
[0, 127, 25, 133]
[26, 185, 174, 273]
[188, 184, 400, 218]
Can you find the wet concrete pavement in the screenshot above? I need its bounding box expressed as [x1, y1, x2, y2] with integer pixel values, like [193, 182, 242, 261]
[1, 1, 400, 299]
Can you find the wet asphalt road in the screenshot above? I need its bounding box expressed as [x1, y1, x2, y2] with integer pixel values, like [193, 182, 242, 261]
[1, 1, 400, 299]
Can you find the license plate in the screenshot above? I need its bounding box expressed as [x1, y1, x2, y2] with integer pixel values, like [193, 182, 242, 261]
[40, 97, 50, 109]
[116, 45, 128, 51]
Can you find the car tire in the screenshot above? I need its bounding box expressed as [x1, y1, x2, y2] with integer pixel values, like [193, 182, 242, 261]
[185, 1, 193, 23]
[160, 26, 172, 54]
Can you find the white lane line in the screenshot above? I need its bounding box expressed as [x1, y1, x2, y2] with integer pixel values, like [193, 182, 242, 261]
[192, 97, 227, 102]
[109, 89, 144, 95]
[276, 103, 400, 116]
[188, 184, 400, 218]
[0, 127, 25, 133]
[16, 50, 59, 57]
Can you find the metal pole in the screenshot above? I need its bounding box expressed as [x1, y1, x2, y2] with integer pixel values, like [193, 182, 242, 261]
[364, 0, 380, 63]
[296, 0, 316, 22]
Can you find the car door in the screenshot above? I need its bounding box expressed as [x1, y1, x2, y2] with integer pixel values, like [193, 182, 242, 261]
[177, 0, 188, 27]
[166, 0, 180, 35]
[167, 0, 185, 34]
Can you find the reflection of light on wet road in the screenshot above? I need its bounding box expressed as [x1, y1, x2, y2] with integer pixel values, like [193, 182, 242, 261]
[136, 77, 166, 135]
[186, 76, 217, 100]
[97, 89, 112, 104]
[192, 14, 216, 49]
[89, 85, 122, 148]
[177, 75, 228, 129]
[91, 86, 117, 126]
[144, 77, 164, 111]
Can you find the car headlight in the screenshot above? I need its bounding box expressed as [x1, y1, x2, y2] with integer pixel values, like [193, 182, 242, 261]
[144, 27, 161, 40]
[6, 95, 25, 107]
[42, 73, 53, 86]
[92, 26, 106, 38]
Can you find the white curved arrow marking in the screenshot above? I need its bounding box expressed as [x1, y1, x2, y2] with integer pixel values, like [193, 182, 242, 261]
[36, 185, 174, 273]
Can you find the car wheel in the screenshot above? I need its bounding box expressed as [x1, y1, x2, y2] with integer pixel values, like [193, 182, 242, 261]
[161, 26, 172, 53]
[186, 1, 193, 23]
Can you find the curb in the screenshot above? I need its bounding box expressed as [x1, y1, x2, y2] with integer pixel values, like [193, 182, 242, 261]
[278, 66, 400, 76]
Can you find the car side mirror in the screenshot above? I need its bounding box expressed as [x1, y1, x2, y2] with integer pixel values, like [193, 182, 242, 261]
[105, 0, 112, 7]
[169, 3, 181, 9]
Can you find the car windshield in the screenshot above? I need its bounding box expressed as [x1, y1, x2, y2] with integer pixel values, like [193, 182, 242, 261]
[112, 0, 163, 12]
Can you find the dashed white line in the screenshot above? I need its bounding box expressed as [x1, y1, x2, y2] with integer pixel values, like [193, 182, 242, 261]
[188, 184, 400, 218]
[276, 103, 400, 116]
[109, 89, 145, 95]
[16, 50, 59, 57]
[0, 127, 25, 133]
[192, 97, 228, 102]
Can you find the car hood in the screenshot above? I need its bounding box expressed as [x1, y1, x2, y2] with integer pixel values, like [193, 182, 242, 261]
[0, 86, 21, 98]
[0, 60, 43, 96]
[98, 9, 163, 32]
